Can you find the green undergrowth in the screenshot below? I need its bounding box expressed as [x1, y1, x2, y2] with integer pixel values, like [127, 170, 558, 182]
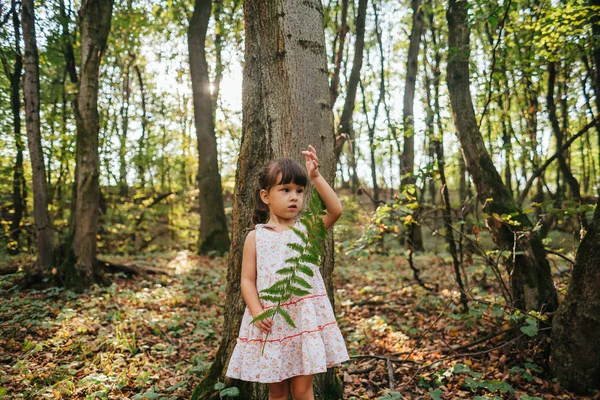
[0, 247, 589, 399]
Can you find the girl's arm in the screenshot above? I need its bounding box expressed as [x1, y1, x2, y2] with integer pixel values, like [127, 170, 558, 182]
[240, 230, 272, 334]
[302, 145, 343, 230]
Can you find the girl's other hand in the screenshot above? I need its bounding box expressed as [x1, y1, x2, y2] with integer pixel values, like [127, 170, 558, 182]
[302, 145, 321, 180]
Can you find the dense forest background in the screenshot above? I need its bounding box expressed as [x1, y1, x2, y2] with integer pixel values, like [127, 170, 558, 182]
[1, 0, 600, 398]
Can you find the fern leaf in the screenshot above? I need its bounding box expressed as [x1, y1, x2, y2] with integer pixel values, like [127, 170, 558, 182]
[289, 286, 311, 296]
[276, 267, 295, 275]
[292, 275, 312, 289]
[250, 307, 276, 324]
[260, 294, 282, 303]
[289, 226, 307, 242]
[299, 218, 311, 233]
[287, 242, 304, 253]
[278, 308, 296, 329]
[300, 253, 319, 265]
[297, 264, 315, 277]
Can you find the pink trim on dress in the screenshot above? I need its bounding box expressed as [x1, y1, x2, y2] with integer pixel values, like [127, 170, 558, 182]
[238, 321, 338, 343]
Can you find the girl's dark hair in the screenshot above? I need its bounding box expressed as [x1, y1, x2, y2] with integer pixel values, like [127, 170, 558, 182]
[252, 158, 308, 225]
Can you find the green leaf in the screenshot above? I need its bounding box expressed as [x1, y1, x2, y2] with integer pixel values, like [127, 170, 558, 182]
[289, 286, 311, 296]
[214, 382, 226, 391]
[300, 253, 319, 265]
[250, 308, 276, 324]
[287, 242, 304, 253]
[292, 275, 312, 289]
[297, 264, 314, 277]
[289, 226, 307, 242]
[276, 267, 295, 275]
[378, 392, 402, 399]
[278, 308, 296, 328]
[429, 388, 443, 400]
[520, 396, 543, 400]
[260, 294, 282, 303]
[520, 317, 538, 337]
[220, 387, 240, 397]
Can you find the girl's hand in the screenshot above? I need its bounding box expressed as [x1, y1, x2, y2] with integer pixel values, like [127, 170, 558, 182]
[252, 310, 273, 334]
[302, 145, 321, 180]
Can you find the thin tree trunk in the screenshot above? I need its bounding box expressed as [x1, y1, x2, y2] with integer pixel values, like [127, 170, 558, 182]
[329, 0, 349, 106]
[4, 0, 25, 255]
[119, 57, 131, 197]
[334, 0, 368, 161]
[547, 62, 588, 232]
[69, 0, 114, 290]
[446, 0, 557, 312]
[194, 1, 340, 398]
[134, 64, 147, 188]
[211, 0, 224, 112]
[21, 0, 55, 276]
[401, 0, 425, 252]
[188, 0, 231, 255]
[551, 196, 600, 393]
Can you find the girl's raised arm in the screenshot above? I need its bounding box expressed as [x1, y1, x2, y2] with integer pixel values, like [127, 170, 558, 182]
[302, 145, 343, 230]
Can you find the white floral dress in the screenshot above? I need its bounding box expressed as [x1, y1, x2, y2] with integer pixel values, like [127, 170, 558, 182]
[225, 221, 349, 383]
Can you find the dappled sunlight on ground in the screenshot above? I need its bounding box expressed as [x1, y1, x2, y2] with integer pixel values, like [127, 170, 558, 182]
[0, 251, 587, 399]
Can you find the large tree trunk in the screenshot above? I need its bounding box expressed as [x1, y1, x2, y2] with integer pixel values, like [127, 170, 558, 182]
[550, 196, 600, 393]
[334, 0, 368, 162]
[193, 1, 340, 398]
[5, 0, 25, 255]
[446, 0, 557, 312]
[401, 0, 425, 252]
[21, 0, 55, 276]
[69, 0, 114, 289]
[188, 0, 231, 255]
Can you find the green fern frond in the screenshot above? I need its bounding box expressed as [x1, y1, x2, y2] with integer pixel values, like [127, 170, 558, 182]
[252, 189, 328, 354]
[250, 307, 276, 324]
[278, 308, 296, 328]
[296, 264, 315, 277]
[289, 286, 311, 296]
[292, 276, 312, 289]
[288, 226, 307, 242]
[276, 267, 295, 275]
[260, 295, 282, 303]
[287, 242, 305, 253]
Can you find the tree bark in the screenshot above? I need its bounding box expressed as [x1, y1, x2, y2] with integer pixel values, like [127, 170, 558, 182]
[4, 0, 25, 255]
[188, 0, 231, 255]
[21, 0, 55, 276]
[550, 196, 600, 393]
[119, 57, 132, 198]
[446, 0, 557, 312]
[329, 0, 349, 106]
[69, 0, 114, 289]
[193, 1, 340, 398]
[134, 64, 147, 188]
[401, 0, 425, 252]
[334, 0, 368, 162]
[547, 62, 588, 232]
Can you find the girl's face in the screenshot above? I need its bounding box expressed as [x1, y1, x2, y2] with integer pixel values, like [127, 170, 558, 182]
[260, 175, 305, 221]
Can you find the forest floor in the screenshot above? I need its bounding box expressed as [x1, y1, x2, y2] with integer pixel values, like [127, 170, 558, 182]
[0, 251, 596, 400]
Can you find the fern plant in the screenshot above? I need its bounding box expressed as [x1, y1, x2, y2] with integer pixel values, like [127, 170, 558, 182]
[250, 189, 328, 353]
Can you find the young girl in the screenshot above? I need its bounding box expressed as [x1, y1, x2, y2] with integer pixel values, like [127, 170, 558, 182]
[225, 145, 349, 400]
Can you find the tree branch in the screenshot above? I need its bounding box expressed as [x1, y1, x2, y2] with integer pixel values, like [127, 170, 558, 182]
[517, 115, 600, 205]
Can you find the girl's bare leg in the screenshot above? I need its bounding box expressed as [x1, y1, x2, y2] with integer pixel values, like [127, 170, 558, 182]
[269, 379, 290, 400]
[290, 375, 314, 400]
